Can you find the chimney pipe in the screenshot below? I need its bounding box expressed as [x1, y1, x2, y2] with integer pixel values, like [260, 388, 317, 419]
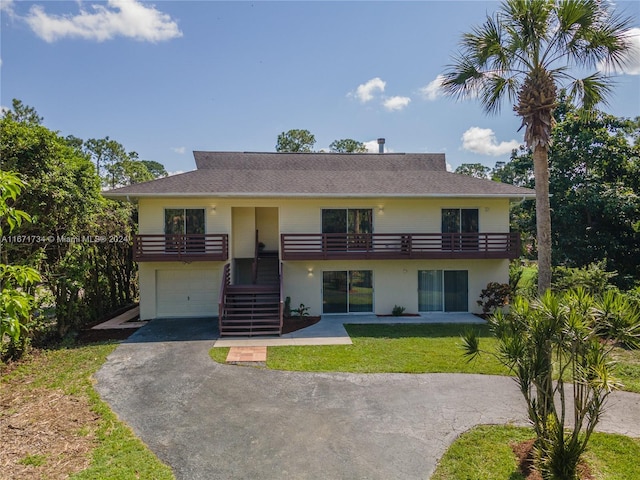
[377, 138, 385, 154]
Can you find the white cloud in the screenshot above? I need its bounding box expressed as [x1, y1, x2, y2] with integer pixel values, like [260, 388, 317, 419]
[167, 170, 185, 176]
[419, 75, 445, 101]
[172, 146, 186, 154]
[461, 127, 520, 156]
[599, 28, 640, 75]
[351, 77, 386, 103]
[23, 0, 182, 43]
[383, 96, 411, 111]
[0, 0, 15, 15]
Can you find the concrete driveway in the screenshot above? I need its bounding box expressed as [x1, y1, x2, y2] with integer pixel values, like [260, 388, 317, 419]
[95, 317, 640, 480]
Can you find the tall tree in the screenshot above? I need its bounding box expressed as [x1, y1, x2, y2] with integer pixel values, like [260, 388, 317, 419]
[500, 101, 640, 284]
[140, 160, 168, 179]
[1, 101, 139, 336]
[329, 138, 367, 153]
[454, 163, 490, 178]
[276, 129, 316, 152]
[442, 0, 633, 294]
[2, 99, 43, 125]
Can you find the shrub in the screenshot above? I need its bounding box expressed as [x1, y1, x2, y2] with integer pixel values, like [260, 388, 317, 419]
[553, 260, 617, 296]
[477, 282, 511, 314]
[391, 305, 406, 316]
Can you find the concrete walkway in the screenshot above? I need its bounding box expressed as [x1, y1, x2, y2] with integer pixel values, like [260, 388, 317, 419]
[213, 312, 485, 347]
[95, 317, 640, 480]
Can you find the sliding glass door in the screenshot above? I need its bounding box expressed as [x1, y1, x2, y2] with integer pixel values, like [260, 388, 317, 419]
[322, 270, 373, 314]
[418, 270, 468, 312]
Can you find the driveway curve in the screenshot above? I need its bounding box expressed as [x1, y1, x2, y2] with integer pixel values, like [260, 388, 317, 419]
[95, 317, 640, 480]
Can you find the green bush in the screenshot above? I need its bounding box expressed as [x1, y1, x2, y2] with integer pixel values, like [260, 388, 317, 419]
[553, 260, 617, 296]
[477, 282, 511, 314]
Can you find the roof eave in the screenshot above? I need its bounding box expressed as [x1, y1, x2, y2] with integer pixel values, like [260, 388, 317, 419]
[103, 191, 536, 200]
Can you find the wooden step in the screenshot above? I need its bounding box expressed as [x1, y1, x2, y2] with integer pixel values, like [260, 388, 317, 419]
[220, 283, 282, 336]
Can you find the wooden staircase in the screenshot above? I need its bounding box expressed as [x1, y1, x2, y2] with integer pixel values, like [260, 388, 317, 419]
[220, 284, 281, 336]
[218, 256, 283, 337]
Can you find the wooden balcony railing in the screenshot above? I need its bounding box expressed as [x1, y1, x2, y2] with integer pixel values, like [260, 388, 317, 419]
[133, 234, 229, 262]
[281, 232, 520, 260]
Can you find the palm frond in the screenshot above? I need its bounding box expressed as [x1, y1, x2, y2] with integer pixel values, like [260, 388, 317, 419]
[461, 328, 481, 362]
[568, 72, 614, 112]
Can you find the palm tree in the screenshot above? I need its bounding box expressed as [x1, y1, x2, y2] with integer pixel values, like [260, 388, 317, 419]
[441, 0, 633, 295]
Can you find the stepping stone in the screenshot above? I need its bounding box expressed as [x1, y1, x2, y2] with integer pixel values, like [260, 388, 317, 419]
[226, 346, 267, 364]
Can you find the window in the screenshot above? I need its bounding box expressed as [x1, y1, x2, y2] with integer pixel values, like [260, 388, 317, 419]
[418, 270, 468, 312]
[442, 208, 478, 250]
[322, 209, 372, 251]
[323, 270, 373, 314]
[164, 208, 205, 252]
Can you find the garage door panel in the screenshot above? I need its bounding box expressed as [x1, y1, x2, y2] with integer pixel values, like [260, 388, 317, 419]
[156, 270, 217, 318]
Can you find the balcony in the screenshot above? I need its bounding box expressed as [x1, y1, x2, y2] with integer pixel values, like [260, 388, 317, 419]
[280, 232, 520, 261]
[133, 234, 229, 262]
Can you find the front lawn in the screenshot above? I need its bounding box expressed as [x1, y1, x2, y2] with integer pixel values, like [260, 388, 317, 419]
[210, 322, 640, 393]
[431, 425, 640, 479]
[211, 323, 509, 375]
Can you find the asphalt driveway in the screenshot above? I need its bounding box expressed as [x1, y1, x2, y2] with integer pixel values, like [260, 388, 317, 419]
[95, 317, 640, 480]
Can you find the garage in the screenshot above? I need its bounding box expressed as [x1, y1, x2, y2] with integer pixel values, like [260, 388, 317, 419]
[156, 269, 218, 318]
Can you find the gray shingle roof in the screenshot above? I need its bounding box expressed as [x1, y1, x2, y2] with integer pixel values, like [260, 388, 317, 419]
[103, 151, 535, 199]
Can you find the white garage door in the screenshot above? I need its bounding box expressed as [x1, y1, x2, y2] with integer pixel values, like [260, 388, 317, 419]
[156, 270, 217, 318]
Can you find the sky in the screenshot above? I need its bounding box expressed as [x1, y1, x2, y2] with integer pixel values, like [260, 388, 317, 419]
[1, 0, 639, 175]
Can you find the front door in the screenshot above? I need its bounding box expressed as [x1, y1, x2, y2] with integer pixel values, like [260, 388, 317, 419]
[322, 270, 373, 314]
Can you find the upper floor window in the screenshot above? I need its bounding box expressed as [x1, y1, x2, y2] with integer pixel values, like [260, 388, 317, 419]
[165, 208, 205, 235]
[441, 208, 478, 234]
[322, 208, 372, 234]
[442, 208, 479, 251]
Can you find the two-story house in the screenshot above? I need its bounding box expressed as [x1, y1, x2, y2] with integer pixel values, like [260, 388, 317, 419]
[104, 151, 535, 336]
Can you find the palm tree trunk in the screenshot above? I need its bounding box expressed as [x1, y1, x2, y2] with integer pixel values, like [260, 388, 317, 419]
[533, 144, 552, 294]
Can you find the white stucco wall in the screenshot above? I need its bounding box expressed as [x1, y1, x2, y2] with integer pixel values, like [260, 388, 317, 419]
[136, 196, 513, 318]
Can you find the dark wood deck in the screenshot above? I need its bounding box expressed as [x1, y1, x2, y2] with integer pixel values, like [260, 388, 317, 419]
[133, 234, 228, 262]
[280, 232, 520, 260]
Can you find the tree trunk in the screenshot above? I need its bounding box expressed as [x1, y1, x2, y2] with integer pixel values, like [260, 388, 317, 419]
[533, 144, 552, 294]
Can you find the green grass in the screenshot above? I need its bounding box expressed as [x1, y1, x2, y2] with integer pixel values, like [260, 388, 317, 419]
[18, 454, 48, 467]
[211, 323, 509, 375]
[2, 343, 175, 480]
[611, 346, 640, 394]
[210, 323, 640, 393]
[431, 425, 640, 480]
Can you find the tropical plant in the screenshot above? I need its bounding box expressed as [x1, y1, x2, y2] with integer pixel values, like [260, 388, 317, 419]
[292, 303, 310, 317]
[392, 305, 406, 316]
[463, 288, 640, 479]
[442, 0, 634, 294]
[0, 171, 41, 360]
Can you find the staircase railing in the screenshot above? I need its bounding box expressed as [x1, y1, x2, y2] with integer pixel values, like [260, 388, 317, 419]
[278, 262, 284, 334]
[252, 229, 259, 284]
[218, 263, 231, 332]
